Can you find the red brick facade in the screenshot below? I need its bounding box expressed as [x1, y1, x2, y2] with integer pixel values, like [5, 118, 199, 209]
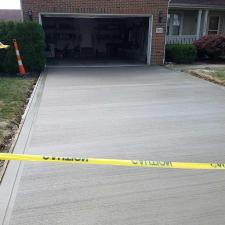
[21, 0, 168, 64]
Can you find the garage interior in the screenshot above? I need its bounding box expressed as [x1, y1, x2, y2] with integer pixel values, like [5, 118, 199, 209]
[42, 16, 150, 65]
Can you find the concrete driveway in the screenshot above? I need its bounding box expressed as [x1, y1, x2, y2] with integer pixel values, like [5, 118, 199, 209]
[2, 66, 225, 225]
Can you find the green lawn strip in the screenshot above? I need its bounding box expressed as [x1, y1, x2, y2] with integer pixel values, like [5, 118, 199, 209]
[214, 70, 225, 82]
[188, 68, 225, 87]
[0, 76, 37, 151]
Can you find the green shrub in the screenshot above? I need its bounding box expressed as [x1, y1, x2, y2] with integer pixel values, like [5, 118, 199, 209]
[166, 44, 197, 64]
[0, 21, 46, 74]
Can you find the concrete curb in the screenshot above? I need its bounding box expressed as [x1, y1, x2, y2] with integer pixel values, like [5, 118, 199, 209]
[0, 75, 42, 183]
[0, 70, 47, 225]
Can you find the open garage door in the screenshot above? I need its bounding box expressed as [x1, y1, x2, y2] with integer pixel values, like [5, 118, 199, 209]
[41, 15, 152, 66]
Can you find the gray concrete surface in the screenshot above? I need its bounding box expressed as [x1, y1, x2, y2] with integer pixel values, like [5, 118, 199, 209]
[47, 59, 145, 67]
[2, 66, 225, 225]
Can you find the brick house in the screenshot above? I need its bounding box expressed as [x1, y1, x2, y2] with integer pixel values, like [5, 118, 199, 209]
[20, 0, 169, 65]
[167, 0, 225, 44]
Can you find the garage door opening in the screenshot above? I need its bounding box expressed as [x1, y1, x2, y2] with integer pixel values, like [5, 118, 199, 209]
[42, 16, 151, 66]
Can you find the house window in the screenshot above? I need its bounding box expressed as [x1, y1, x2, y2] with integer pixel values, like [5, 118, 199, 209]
[167, 13, 182, 35]
[173, 14, 181, 35]
[208, 16, 220, 34]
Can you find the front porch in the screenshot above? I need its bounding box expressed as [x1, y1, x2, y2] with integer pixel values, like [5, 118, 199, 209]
[167, 9, 225, 44]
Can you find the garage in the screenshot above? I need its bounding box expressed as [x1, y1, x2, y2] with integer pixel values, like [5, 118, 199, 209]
[41, 15, 152, 65]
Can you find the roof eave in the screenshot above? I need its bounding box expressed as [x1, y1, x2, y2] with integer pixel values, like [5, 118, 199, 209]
[169, 3, 225, 10]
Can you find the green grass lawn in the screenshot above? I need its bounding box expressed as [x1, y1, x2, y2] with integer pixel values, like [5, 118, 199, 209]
[0, 76, 37, 150]
[214, 70, 225, 82]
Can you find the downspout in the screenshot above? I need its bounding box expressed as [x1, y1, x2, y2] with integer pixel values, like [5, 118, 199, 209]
[19, 0, 24, 22]
[163, 0, 171, 64]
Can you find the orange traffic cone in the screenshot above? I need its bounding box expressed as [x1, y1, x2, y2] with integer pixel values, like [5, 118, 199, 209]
[13, 39, 26, 76]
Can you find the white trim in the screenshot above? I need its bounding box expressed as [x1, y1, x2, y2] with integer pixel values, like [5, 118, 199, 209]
[39, 13, 42, 25]
[164, 0, 170, 64]
[40, 12, 152, 18]
[19, 0, 23, 22]
[18, 60, 23, 65]
[16, 50, 20, 56]
[38, 13, 42, 25]
[147, 16, 153, 65]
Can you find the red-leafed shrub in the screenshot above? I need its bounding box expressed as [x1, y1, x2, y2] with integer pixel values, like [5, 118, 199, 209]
[194, 35, 225, 59]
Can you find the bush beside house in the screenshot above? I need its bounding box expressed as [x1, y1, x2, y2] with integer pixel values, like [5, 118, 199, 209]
[165, 44, 197, 64]
[194, 35, 225, 60]
[0, 21, 46, 74]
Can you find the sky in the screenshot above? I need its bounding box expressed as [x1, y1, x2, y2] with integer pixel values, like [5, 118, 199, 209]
[0, 0, 21, 9]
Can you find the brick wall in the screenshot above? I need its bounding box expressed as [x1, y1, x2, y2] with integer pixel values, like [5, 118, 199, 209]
[21, 0, 168, 64]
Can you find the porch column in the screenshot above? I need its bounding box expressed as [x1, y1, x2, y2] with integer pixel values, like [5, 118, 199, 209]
[196, 10, 202, 39]
[202, 10, 209, 36]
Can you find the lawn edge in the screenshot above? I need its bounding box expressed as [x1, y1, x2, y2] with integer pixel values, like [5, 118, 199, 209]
[186, 69, 225, 87]
[0, 75, 42, 183]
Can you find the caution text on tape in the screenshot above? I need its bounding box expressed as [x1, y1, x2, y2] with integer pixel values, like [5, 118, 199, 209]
[0, 153, 225, 170]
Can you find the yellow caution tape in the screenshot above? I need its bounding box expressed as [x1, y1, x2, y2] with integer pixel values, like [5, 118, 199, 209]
[0, 153, 225, 170]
